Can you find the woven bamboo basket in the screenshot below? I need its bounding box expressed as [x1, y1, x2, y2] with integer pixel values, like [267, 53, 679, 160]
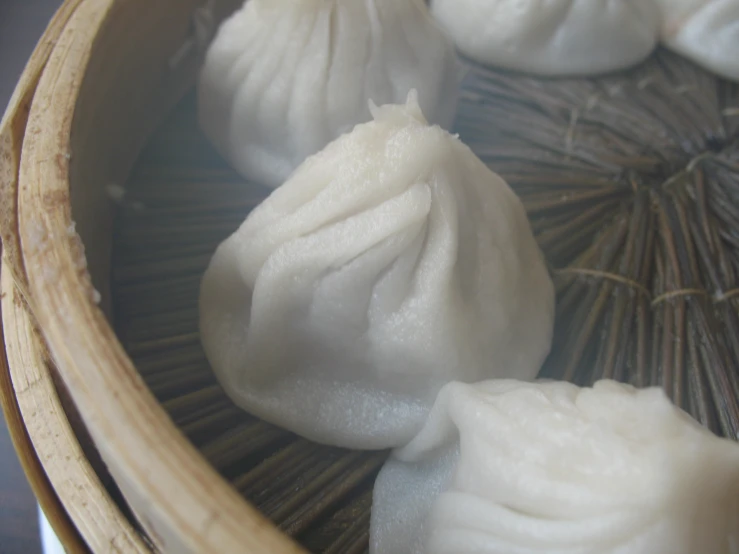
[2, 0, 738, 552]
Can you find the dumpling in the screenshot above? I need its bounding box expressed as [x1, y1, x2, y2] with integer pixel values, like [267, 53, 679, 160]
[371, 379, 739, 554]
[199, 93, 554, 450]
[197, 0, 459, 189]
[655, 0, 739, 82]
[429, 0, 661, 76]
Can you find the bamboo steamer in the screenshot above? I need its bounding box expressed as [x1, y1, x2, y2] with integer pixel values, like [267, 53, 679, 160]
[2, 0, 738, 553]
[0, 270, 87, 554]
[2, 0, 302, 552]
[1, 266, 149, 553]
[0, 2, 170, 550]
[0, 2, 149, 551]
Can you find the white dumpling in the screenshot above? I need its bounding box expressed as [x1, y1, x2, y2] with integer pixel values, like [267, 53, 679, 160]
[197, 0, 459, 188]
[199, 93, 554, 450]
[655, 0, 739, 82]
[429, 0, 661, 75]
[371, 379, 739, 554]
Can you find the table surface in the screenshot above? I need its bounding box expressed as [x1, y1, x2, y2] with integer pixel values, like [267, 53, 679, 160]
[1, 1, 64, 553]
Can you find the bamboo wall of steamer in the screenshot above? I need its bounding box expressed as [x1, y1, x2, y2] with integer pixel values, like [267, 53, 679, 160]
[0, 0, 305, 552]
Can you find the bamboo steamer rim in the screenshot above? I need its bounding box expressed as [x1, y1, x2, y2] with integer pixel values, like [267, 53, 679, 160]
[0, 266, 87, 554]
[6, 0, 305, 552]
[1, 0, 154, 550]
[2, 265, 150, 554]
[0, 0, 108, 550]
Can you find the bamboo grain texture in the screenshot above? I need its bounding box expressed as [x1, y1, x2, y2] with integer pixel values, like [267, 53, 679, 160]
[1, 266, 150, 553]
[7, 0, 305, 553]
[0, 0, 142, 550]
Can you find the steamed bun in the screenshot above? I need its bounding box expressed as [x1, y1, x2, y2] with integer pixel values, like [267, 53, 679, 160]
[655, 0, 739, 82]
[371, 379, 739, 554]
[198, 0, 459, 188]
[429, 0, 661, 76]
[199, 93, 554, 450]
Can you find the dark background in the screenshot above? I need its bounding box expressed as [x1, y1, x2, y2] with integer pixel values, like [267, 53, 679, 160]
[1, 1, 64, 552]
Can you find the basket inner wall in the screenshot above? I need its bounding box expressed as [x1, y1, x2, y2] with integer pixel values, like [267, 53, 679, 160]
[55, 1, 284, 550]
[111, 51, 739, 552]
